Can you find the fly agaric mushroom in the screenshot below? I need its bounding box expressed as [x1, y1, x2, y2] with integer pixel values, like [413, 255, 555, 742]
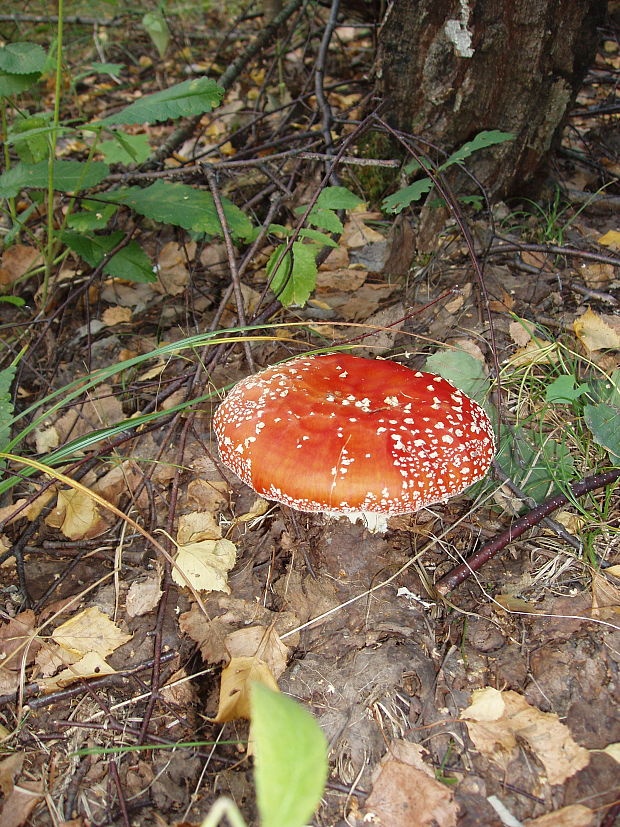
[213, 353, 495, 530]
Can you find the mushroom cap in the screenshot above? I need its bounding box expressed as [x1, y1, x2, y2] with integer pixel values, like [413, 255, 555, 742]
[213, 353, 495, 515]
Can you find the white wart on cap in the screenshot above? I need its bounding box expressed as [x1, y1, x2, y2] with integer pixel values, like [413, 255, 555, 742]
[213, 353, 495, 520]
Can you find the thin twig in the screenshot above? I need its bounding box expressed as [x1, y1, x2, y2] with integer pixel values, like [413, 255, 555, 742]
[435, 468, 620, 594]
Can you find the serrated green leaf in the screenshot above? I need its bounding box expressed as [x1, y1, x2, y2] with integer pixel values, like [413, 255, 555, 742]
[584, 403, 620, 461]
[9, 115, 51, 164]
[67, 201, 118, 231]
[315, 185, 363, 210]
[0, 42, 47, 75]
[0, 160, 109, 198]
[0, 365, 17, 451]
[304, 206, 343, 234]
[102, 180, 253, 240]
[63, 230, 155, 282]
[0, 70, 41, 96]
[439, 130, 515, 170]
[268, 242, 318, 306]
[99, 132, 152, 165]
[297, 227, 338, 247]
[382, 178, 434, 214]
[251, 683, 327, 827]
[545, 374, 590, 404]
[99, 76, 224, 126]
[142, 11, 170, 58]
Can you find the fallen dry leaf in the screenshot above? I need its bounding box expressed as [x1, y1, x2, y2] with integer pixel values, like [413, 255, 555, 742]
[186, 479, 229, 511]
[225, 625, 289, 680]
[602, 742, 620, 763]
[0, 244, 42, 287]
[101, 305, 132, 326]
[47, 488, 107, 540]
[126, 570, 163, 617]
[0, 753, 24, 796]
[0, 779, 44, 827]
[573, 308, 620, 352]
[591, 570, 620, 619]
[461, 687, 590, 784]
[524, 803, 595, 826]
[341, 212, 384, 248]
[597, 229, 620, 250]
[172, 538, 237, 593]
[508, 320, 533, 347]
[177, 510, 222, 544]
[362, 740, 458, 827]
[509, 338, 559, 367]
[0, 611, 38, 675]
[154, 240, 195, 295]
[52, 607, 132, 657]
[38, 651, 117, 690]
[214, 655, 279, 722]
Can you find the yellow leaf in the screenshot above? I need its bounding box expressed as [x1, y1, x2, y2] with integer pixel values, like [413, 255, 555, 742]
[172, 538, 236, 592]
[214, 655, 279, 722]
[177, 510, 221, 544]
[40, 651, 116, 690]
[597, 229, 620, 250]
[101, 306, 132, 326]
[52, 607, 132, 657]
[573, 308, 620, 352]
[50, 488, 105, 540]
[225, 625, 289, 680]
[602, 742, 620, 764]
[509, 339, 559, 367]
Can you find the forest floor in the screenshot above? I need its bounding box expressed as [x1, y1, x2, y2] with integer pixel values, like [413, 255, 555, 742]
[0, 4, 619, 827]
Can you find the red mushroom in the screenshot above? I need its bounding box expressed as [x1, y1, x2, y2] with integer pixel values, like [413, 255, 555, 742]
[213, 353, 495, 529]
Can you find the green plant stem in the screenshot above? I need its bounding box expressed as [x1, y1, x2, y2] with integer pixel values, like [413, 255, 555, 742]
[43, 0, 65, 311]
[0, 102, 17, 226]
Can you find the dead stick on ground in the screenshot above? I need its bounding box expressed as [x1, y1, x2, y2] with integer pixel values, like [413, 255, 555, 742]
[435, 467, 620, 594]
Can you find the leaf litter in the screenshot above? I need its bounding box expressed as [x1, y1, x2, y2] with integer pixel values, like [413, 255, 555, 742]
[1, 6, 620, 827]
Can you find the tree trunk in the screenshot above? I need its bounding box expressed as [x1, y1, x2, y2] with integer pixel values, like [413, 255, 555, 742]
[376, 0, 605, 199]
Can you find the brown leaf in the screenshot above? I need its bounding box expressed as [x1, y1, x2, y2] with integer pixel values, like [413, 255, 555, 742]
[0, 780, 44, 827]
[101, 306, 132, 326]
[0, 611, 38, 672]
[126, 570, 163, 617]
[363, 740, 458, 827]
[0, 753, 24, 796]
[224, 625, 289, 680]
[524, 804, 595, 826]
[0, 245, 42, 287]
[461, 687, 590, 784]
[47, 488, 108, 540]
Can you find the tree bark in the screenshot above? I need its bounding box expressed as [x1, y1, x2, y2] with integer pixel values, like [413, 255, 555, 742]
[376, 0, 605, 199]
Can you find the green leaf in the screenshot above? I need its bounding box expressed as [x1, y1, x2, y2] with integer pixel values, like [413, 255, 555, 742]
[0, 160, 109, 198]
[297, 227, 338, 247]
[304, 207, 343, 234]
[268, 242, 318, 307]
[494, 426, 575, 505]
[0, 296, 26, 306]
[99, 132, 152, 165]
[99, 77, 224, 125]
[583, 403, 620, 461]
[9, 115, 51, 164]
[89, 62, 124, 77]
[142, 11, 170, 58]
[382, 178, 434, 214]
[67, 200, 118, 231]
[315, 185, 363, 210]
[63, 231, 156, 282]
[0, 365, 17, 452]
[0, 42, 47, 75]
[424, 349, 492, 409]
[0, 70, 41, 96]
[103, 181, 253, 240]
[251, 683, 327, 827]
[545, 374, 590, 404]
[439, 130, 515, 169]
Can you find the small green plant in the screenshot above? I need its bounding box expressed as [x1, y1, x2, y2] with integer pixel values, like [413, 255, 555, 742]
[201, 683, 328, 827]
[382, 129, 515, 215]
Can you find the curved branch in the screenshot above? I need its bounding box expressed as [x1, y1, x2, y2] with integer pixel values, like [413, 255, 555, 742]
[435, 467, 620, 594]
